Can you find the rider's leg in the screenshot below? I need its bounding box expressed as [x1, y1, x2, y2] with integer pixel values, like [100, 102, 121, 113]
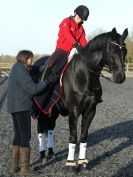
[41, 48, 68, 81]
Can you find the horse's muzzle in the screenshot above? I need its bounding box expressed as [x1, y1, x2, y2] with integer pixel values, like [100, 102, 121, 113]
[112, 72, 126, 84]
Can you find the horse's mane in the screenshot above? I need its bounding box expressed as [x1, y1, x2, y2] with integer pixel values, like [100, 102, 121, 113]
[85, 32, 111, 52]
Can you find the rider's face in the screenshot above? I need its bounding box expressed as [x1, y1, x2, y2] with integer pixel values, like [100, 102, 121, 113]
[74, 14, 83, 24]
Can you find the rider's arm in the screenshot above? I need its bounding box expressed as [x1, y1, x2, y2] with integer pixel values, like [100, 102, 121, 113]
[59, 18, 77, 45]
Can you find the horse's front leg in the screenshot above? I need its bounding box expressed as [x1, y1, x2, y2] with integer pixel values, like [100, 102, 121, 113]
[66, 112, 78, 169]
[78, 105, 96, 168]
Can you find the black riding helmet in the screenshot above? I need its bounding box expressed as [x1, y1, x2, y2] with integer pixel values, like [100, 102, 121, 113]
[74, 5, 89, 21]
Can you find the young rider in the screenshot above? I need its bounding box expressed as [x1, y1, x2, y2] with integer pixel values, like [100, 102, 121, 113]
[41, 5, 89, 80]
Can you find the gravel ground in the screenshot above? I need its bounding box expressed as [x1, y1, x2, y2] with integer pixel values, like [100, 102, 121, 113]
[0, 77, 133, 177]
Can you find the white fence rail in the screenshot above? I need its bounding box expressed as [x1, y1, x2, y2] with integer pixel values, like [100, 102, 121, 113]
[125, 63, 133, 72]
[0, 63, 133, 76]
[0, 63, 14, 70]
[0, 63, 14, 77]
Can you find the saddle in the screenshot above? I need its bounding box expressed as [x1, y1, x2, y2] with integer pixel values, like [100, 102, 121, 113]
[31, 56, 68, 117]
[31, 91, 68, 118]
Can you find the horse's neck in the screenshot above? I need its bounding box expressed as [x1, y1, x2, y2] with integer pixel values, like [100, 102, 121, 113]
[85, 33, 109, 65]
[83, 37, 108, 73]
[82, 50, 103, 74]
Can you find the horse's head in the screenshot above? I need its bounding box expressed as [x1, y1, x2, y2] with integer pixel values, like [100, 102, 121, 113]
[105, 28, 128, 84]
[82, 28, 128, 84]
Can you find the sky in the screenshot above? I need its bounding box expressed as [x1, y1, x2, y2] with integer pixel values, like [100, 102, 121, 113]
[0, 0, 133, 56]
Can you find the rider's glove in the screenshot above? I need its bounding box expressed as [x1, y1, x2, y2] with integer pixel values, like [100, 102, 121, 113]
[73, 42, 83, 53]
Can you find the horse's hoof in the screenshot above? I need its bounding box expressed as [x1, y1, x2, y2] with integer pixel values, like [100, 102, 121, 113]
[47, 150, 55, 160]
[42, 156, 48, 164]
[65, 161, 77, 173]
[76, 159, 88, 171]
[37, 156, 48, 165]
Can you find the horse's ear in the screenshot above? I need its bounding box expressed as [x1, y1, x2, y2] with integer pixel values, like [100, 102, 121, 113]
[112, 27, 117, 33]
[111, 28, 117, 40]
[122, 28, 128, 40]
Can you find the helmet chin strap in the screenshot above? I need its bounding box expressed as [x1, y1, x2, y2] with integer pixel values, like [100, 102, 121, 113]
[79, 21, 84, 25]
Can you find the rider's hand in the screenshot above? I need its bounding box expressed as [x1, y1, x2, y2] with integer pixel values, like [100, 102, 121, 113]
[73, 42, 83, 53]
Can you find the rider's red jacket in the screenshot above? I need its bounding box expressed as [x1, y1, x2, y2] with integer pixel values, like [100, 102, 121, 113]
[56, 17, 88, 52]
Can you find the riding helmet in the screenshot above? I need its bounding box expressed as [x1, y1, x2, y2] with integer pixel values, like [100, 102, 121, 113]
[74, 5, 89, 21]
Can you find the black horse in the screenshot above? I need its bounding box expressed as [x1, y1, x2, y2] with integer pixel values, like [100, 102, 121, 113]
[60, 28, 128, 170]
[33, 28, 128, 170]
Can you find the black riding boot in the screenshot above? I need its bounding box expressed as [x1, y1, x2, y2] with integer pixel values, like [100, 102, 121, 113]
[41, 62, 51, 81]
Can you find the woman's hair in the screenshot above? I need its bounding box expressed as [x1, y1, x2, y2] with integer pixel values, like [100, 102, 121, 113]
[16, 50, 34, 63]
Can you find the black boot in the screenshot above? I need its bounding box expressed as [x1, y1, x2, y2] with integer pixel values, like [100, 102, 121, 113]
[41, 62, 51, 81]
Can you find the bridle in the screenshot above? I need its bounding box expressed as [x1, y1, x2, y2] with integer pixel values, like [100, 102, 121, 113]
[78, 40, 126, 82]
[103, 41, 126, 70]
[99, 41, 126, 82]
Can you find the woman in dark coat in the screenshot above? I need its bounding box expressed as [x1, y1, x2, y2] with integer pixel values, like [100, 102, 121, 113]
[7, 50, 58, 176]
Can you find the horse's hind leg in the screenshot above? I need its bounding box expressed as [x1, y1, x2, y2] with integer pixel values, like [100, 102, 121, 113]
[47, 129, 55, 159]
[78, 106, 96, 168]
[37, 116, 55, 161]
[37, 115, 47, 160]
[47, 106, 59, 160]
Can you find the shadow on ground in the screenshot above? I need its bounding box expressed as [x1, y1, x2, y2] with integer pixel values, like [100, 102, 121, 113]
[32, 120, 133, 175]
